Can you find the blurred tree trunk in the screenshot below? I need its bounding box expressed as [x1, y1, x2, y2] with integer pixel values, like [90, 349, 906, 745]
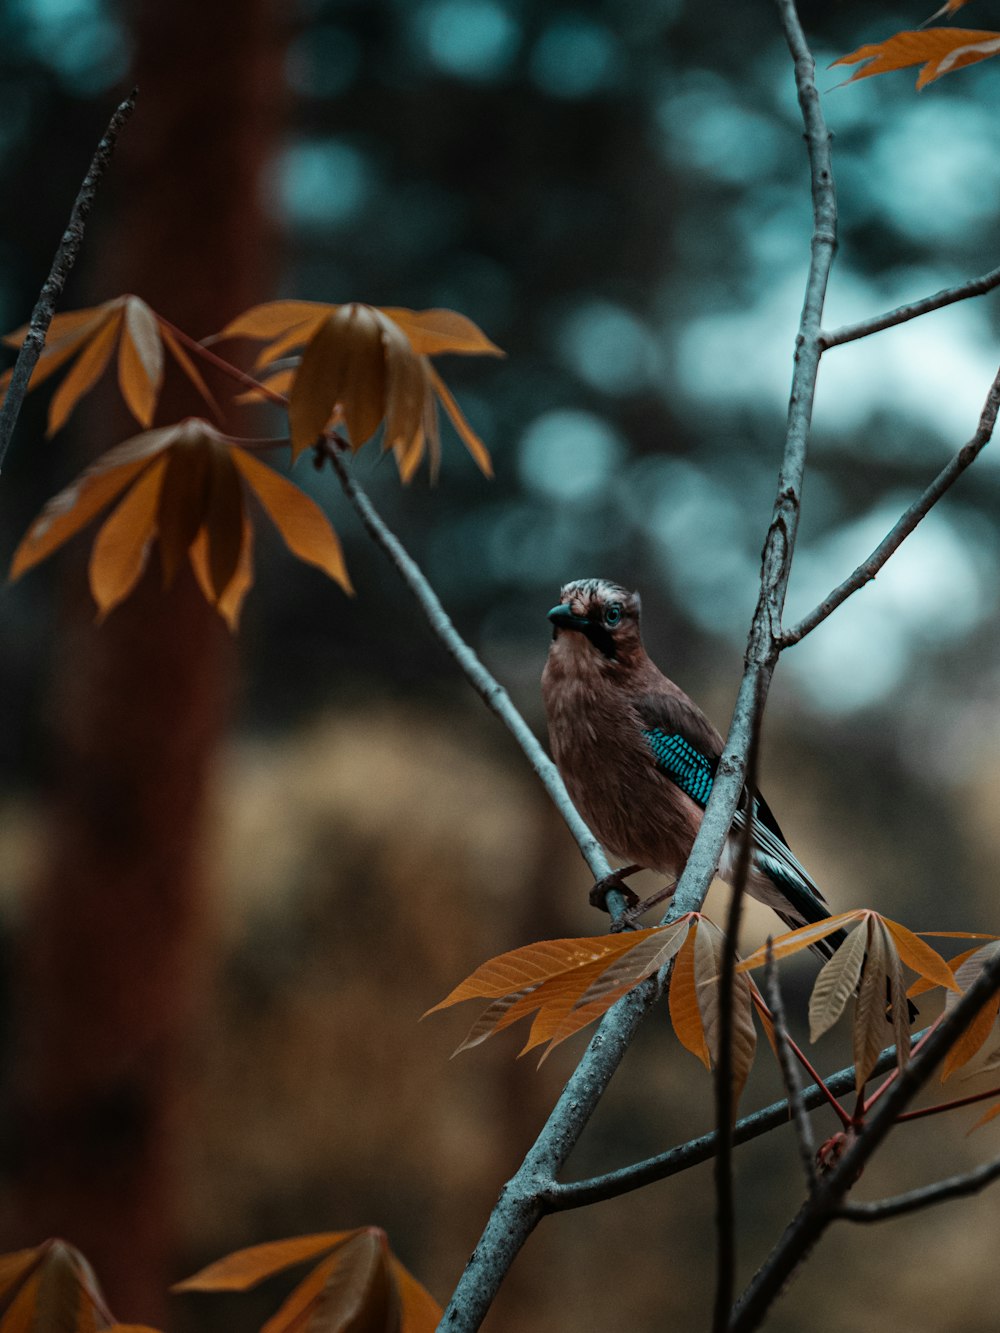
[6, 1, 283, 1321]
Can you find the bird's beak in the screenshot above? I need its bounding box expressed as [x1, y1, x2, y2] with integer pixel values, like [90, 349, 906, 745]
[547, 603, 590, 632]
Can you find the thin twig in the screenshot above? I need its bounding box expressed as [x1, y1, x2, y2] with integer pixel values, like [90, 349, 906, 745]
[820, 263, 1000, 349]
[544, 1034, 917, 1212]
[318, 438, 615, 887]
[713, 683, 764, 1333]
[836, 1154, 1000, 1222]
[782, 360, 1000, 646]
[0, 89, 138, 474]
[764, 941, 817, 1186]
[893, 1083, 1000, 1123]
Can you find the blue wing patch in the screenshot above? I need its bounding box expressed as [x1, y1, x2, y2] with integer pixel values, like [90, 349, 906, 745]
[643, 729, 715, 807]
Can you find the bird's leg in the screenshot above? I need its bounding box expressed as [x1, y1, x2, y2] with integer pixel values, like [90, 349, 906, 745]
[589, 864, 643, 912]
[615, 879, 677, 930]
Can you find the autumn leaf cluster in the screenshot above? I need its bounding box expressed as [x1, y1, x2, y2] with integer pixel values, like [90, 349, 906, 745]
[3, 297, 501, 625]
[432, 909, 1000, 1116]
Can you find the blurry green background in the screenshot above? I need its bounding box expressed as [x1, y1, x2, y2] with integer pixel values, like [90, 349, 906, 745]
[1, 0, 999, 1329]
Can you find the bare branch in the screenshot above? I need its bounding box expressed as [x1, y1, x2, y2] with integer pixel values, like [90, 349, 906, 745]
[837, 1155, 1000, 1222]
[543, 1036, 912, 1213]
[319, 439, 615, 890]
[782, 360, 1000, 646]
[0, 90, 138, 475]
[764, 942, 816, 1187]
[821, 263, 1000, 350]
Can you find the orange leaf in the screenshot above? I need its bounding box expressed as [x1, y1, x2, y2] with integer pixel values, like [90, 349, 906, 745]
[2, 305, 110, 349]
[118, 297, 164, 427]
[454, 986, 541, 1054]
[259, 1251, 343, 1333]
[530, 981, 634, 1061]
[0, 1268, 42, 1333]
[576, 917, 690, 1008]
[669, 921, 709, 1069]
[263, 1231, 394, 1333]
[188, 510, 255, 631]
[88, 455, 167, 618]
[391, 1258, 442, 1333]
[234, 367, 295, 404]
[201, 447, 245, 600]
[917, 931, 1000, 939]
[853, 919, 888, 1091]
[288, 306, 384, 460]
[737, 912, 866, 972]
[970, 1100, 1000, 1133]
[231, 447, 352, 593]
[380, 307, 504, 358]
[878, 920, 911, 1070]
[941, 993, 1000, 1081]
[0, 313, 107, 399]
[425, 929, 663, 1014]
[382, 321, 427, 454]
[518, 953, 636, 1056]
[9, 431, 172, 580]
[940, 943, 1000, 1080]
[173, 1233, 358, 1292]
[156, 442, 211, 587]
[158, 323, 221, 419]
[833, 27, 1000, 88]
[253, 325, 324, 372]
[427, 363, 492, 477]
[882, 917, 959, 992]
[0, 1251, 41, 1306]
[47, 309, 121, 436]
[214, 301, 332, 344]
[910, 944, 984, 999]
[692, 920, 757, 1106]
[809, 923, 868, 1043]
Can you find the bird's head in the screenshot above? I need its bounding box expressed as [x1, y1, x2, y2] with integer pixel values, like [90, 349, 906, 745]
[547, 578, 643, 663]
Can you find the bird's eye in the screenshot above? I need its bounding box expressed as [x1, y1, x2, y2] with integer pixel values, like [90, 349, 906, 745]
[605, 603, 623, 627]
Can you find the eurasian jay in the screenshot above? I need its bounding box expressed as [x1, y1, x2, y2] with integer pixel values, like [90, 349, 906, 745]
[541, 577, 846, 957]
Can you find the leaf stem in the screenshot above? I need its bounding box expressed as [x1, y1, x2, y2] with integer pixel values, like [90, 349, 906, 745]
[820, 263, 1000, 349]
[156, 315, 291, 408]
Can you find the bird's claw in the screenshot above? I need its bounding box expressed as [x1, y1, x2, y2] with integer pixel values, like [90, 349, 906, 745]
[589, 866, 641, 913]
[610, 882, 678, 933]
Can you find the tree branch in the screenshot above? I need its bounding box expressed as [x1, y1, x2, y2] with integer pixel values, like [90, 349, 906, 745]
[836, 1154, 1000, 1222]
[0, 89, 138, 475]
[782, 360, 1000, 647]
[318, 438, 615, 891]
[543, 1036, 913, 1212]
[820, 263, 1000, 350]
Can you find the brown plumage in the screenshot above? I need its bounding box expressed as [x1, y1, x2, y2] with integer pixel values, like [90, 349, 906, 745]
[542, 577, 844, 955]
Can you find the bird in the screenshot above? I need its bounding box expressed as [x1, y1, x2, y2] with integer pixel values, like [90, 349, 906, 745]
[541, 577, 846, 958]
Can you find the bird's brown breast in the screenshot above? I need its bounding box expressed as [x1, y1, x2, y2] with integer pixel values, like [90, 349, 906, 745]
[542, 641, 702, 873]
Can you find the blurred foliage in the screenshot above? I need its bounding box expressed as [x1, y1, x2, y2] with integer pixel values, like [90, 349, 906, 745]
[1, 1, 1000, 1328]
[1, 0, 999, 746]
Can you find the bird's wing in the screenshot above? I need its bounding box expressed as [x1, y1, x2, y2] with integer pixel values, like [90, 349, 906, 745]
[636, 690, 723, 807]
[637, 692, 837, 935]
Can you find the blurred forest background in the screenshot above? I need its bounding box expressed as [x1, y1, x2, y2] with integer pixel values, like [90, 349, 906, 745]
[1, 0, 999, 1329]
